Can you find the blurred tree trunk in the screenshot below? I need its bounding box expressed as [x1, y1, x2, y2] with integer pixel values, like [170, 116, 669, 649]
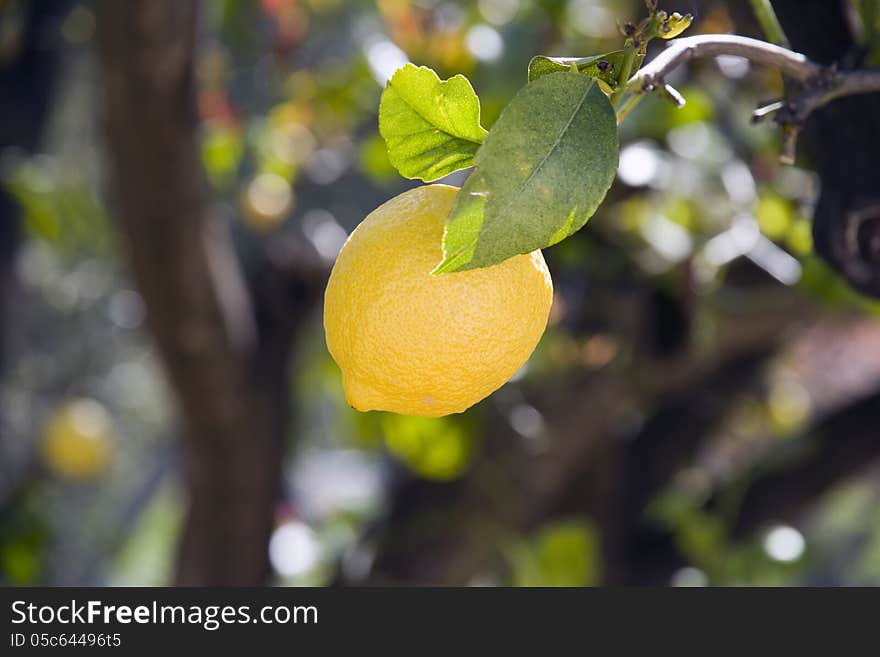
[96, 0, 322, 585]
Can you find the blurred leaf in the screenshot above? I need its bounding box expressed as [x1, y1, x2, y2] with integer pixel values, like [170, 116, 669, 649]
[766, 379, 810, 434]
[1, 542, 41, 585]
[786, 217, 813, 256]
[201, 126, 244, 188]
[6, 159, 111, 255]
[110, 484, 183, 586]
[251, 118, 303, 182]
[626, 88, 713, 139]
[678, 513, 726, 561]
[381, 414, 473, 481]
[671, 88, 715, 126]
[528, 51, 626, 89]
[508, 519, 602, 586]
[756, 190, 792, 240]
[799, 256, 880, 314]
[650, 491, 728, 574]
[357, 132, 398, 185]
[663, 197, 697, 230]
[435, 72, 618, 273]
[0, 496, 47, 586]
[379, 64, 487, 182]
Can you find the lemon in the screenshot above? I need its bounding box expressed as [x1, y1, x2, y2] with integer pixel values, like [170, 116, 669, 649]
[323, 184, 553, 417]
[41, 398, 113, 480]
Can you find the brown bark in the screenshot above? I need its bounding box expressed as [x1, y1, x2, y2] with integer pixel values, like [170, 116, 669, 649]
[96, 0, 291, 584]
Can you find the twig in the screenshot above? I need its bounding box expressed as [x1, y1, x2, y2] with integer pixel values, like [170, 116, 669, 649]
[751, 99, 785, 122]
[625, 34, 880, 162]
[781, 68, 880, 123]
[610, 42, 640, 108]
[779, 125, 800, 165]
[615, 92, 643, 123]
[627, 34, 821, 91]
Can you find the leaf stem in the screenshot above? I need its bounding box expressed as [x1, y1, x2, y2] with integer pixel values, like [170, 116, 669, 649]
[615, 92, 644, 124]
[747, 0, 790, 47]
[610, 43, 638, 106]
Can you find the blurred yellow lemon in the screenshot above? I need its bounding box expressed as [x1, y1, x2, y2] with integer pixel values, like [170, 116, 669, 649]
[41, 398, 113, 480]
[323, 184, 553, 417]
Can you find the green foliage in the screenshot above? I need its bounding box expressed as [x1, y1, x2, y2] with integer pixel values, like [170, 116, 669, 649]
[435, 72, 618, 273]
[381, 414, 474, 481]
[357, 132, 398, 186]
[6, 160, 112, 255]
[625, 87, 714, 140]
[507, 519, 602, 586]
[110, 484, 183, 586]
[755, 190, 794, 240]
[651, 487, 812, 586]
[528, 51, 627, 90]
[0, 496, 47, 586]
[201, 126, 244, 189]
[374, 0, 695, 274]
[379, 64, 487, 182]
[799, 256, 880, 314]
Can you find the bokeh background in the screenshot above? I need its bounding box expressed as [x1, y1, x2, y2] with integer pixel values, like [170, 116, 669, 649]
[2, 0, 880, 586]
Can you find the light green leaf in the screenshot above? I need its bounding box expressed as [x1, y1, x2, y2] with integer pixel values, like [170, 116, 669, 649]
[528, 51, 627, 89]
[435, 72, 618, 273]
[379, 64, 488, 182]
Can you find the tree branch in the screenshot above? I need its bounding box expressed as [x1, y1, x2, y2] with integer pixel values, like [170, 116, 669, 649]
[627, 34, 822, 89]
[626, 34, 880, 129]
[780, 68, 880, 123]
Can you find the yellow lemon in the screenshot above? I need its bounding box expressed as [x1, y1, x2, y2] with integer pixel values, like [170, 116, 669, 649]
[41, 398, 113, 480]
[323, 184, 553, 417]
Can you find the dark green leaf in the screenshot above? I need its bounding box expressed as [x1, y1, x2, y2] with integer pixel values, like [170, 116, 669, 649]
[379, 64, 488, 182]
[435, 72, 618, 273]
